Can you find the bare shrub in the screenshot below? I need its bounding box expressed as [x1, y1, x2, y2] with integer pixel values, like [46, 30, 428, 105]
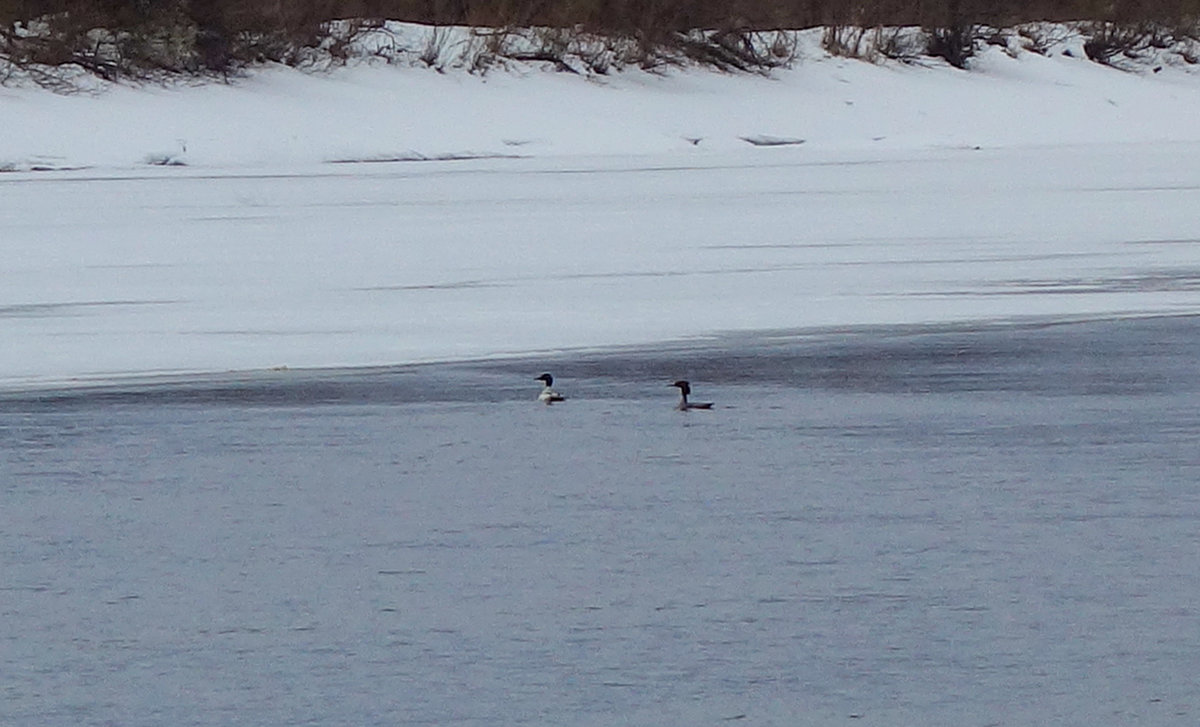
[675, 29, 779, 72]
[1083, 21, 1154, 64]
[323, 19, 381, 63]
[1183, 18, 1200, 44]
[926, 23, 979, 68]
[7, 0, 1200, 80]
[875, 26, 924, 61]
[462, 26, 510, 73]
[822, 23, 926, 63]
[419, 24, 449, 68]
[504, 26, 578, 72]
[823, 24, 873, 59]
[1016, 22, 1074, 55]
[765, 30, 797, 63]
[574, 34, 638, 74]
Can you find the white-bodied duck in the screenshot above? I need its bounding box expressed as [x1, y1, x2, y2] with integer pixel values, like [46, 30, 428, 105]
[536, 373, 566, 404]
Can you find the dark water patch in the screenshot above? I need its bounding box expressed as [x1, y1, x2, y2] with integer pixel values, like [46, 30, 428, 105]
[1124, 238, 1200, 246]
[0, 299, 179, 318]
[358, 280, 508, 292]
[0, 367, 521, 410]
[931, 268, 1200, 296]
[3, 314, 1199, 411]
[510, 314, 1200, 397]
[326, 152, 523, 164]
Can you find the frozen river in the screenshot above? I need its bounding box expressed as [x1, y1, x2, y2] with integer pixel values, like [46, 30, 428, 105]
[3, 142, 1200, 387]
[3, 314, 1199, 726]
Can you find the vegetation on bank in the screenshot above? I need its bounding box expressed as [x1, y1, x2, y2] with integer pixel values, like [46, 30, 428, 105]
[2, 0, 1199, 84]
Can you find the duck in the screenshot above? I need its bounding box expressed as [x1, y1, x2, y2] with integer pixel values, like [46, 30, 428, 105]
[535, 373, 565, 404]
[670, 380, 713, 410]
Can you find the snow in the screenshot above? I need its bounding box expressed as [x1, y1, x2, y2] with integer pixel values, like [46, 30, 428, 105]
[2, 30, 1200, 388]
[6, 43, 1200, 169]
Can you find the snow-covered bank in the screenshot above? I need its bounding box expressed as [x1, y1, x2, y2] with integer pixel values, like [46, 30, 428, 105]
[3, 27, 1200, 170]
[3, 36, 1200, 389]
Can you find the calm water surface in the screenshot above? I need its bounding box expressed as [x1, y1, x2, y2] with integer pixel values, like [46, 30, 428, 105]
[2, 316, 1199, 726]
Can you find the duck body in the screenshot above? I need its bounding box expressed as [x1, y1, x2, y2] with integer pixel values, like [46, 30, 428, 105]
[671, 380, 712, 410]
[536, 373, 565, 404]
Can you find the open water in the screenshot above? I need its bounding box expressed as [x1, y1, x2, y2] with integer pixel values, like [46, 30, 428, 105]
[2, 315, 1199, 726]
